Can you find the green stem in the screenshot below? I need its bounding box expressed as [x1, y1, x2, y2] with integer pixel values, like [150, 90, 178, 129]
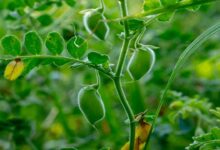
[0, 55, 114, 78]
[114, 78, 135, 150]
[115, 39, 131, 77]
[116, 0, 131, 77]
[115, 0, 220, 21]
[99, 0, 105, 13]
[115, 0, 135, 150]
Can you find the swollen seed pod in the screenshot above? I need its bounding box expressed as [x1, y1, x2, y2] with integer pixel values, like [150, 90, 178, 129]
[78, 86, 105, 125]
[4, 59, 24, 81]
[83, 8, 109, 40]
[127, 48, 155, 80]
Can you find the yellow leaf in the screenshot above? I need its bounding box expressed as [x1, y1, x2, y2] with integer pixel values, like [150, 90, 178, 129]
[121, 141, 130, 150]
[4, 59, 24, 80]
[121, 139, 140, 150]
[136, 121, 151, 143]
[121, 121, 152, 150]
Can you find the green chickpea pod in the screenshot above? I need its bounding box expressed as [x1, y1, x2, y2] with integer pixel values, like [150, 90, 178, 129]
[83, 0, 109, 40]
[77, 72, 105, 125]
[127, 47, 155, 80]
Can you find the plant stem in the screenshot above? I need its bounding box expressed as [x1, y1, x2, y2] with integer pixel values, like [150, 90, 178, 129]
[115, 39, 130, 77]
[115, 0, 135, 150]
[116, 0, 131, 77]
[0, 55, 114, 78]
[114, 78, 135, 150]
[114, 0, 220, 21]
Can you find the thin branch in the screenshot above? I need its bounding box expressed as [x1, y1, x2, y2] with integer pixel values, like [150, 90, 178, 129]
[112, 0, 220, 21]
[115, 0, 136, 150]
[0, 55, 114, 79]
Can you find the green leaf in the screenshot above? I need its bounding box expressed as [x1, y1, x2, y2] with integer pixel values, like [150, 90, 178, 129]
[67, 36, 87, 59]
[45, 32, 64, 55]
[160, 0, 177, 6]
[53, 59, 70, 66]
[24, 31, 42, 54]
[64, 0, 76, 7]
[187, 5, 201, 12]
[35, 2, 51, 11]
[7, 0, 25, 11]
[1, 35, 21, 56]
[186, 127, 220, 150]
[24, 0, 36, 7]
[127, 19, 145, 31]
[154, 22, 220, 126]
[37, 14, 53, 26]
[210, 107, 220, 121]
[88, 52, 109, 65]
[158, 0, 177, 21]
[23, 58, 41, 75]
[158, 11, 175, 22]
[41, 58, 56, 65]
[143, 0, 161, 11]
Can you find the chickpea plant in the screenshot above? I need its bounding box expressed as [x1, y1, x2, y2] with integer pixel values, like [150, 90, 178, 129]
[0, 0, 220, 149]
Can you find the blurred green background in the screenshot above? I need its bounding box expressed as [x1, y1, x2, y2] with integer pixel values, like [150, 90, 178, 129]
[0, 0, 220, 149]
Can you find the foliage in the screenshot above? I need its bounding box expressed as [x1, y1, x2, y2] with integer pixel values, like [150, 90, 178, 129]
[0, 0, 219, 150]
[186, 107, 220, 150]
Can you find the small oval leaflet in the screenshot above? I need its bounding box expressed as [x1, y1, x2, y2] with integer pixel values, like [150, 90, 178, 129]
[1, 35, 21, 56]
[67, 36, 87, 59]
[45, 32, 64, 55]
[78, 86, 105, 125]
[143, 0, 160, 11]
[37, 14, 53, 26]
[64, 0, 76, 7]
[4, 59, 24, 81]
[24, 31, 42, 54]
[88, 52, 109, 65]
